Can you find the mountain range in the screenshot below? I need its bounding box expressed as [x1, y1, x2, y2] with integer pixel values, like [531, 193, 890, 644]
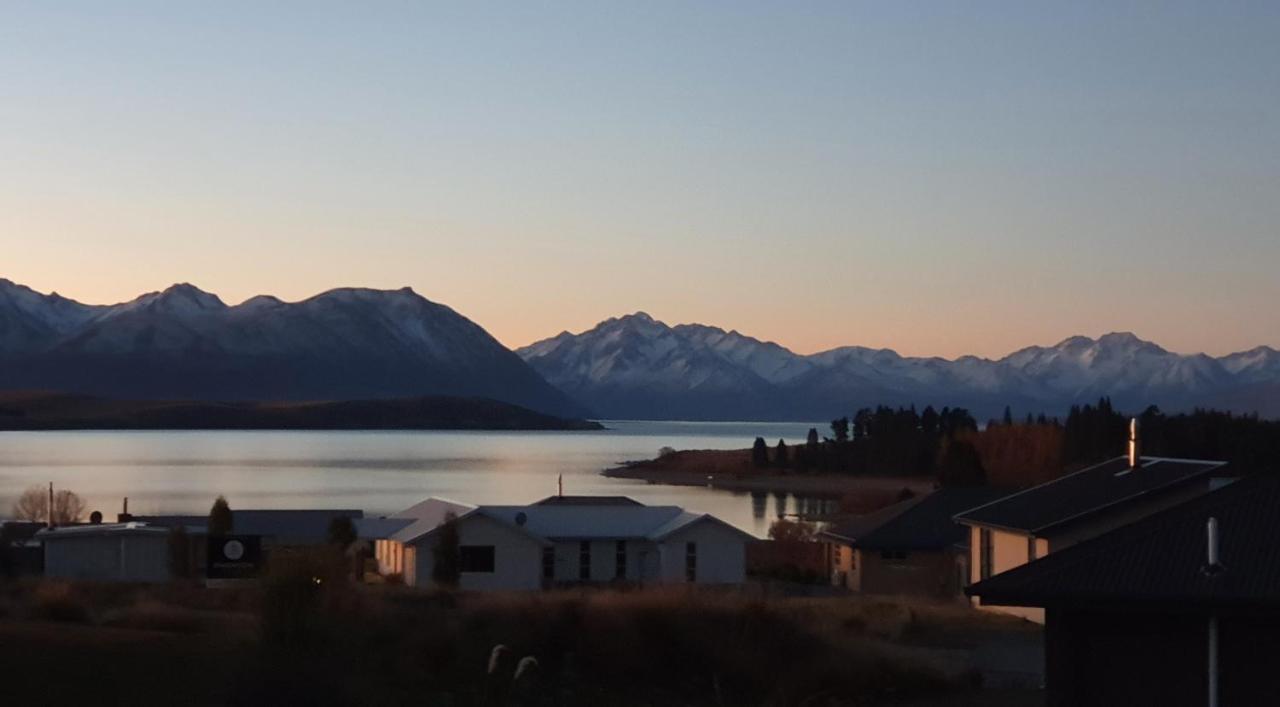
[517, 313, 1280, 421]
[0, 279, 584, 418]
[3, 279, 1277, 423]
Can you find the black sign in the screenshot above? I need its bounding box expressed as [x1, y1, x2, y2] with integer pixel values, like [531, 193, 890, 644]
[207, 535, 263, 579]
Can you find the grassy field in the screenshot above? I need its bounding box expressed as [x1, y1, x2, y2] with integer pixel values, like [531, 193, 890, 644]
[0, 571, 1042, 706]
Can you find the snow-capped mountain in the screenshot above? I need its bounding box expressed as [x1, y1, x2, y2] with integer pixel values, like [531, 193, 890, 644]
[518, 313, 1280, 420]
[0, 280, 585, 418]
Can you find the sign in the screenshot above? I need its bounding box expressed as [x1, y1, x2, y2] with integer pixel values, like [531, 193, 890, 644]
[207, 534, 263, 579]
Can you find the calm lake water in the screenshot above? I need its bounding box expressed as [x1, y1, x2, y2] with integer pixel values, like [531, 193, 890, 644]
[0, 421, 837, 537]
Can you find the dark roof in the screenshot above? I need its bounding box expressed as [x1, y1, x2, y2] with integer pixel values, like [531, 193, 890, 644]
[533, 496, 643, 506]
[967, 476, 1280, 610]
[823, 487, 1011, 552]
[133, 509, 363, 545]
[954, 456, 1227, 535]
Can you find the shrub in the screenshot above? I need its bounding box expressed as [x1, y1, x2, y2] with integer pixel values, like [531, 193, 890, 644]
[31, 581, 92, 623]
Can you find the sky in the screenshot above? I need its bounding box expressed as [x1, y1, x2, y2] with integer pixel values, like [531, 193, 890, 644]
[1, 2, 1277, 359]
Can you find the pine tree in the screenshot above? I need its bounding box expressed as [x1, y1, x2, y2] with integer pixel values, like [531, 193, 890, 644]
[208, 496, 233, 536]
[774, 439, 789, 468]
[751, 437, 770, 467]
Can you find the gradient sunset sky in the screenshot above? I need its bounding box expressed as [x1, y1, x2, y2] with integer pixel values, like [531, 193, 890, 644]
[2, 3, 1277, 358]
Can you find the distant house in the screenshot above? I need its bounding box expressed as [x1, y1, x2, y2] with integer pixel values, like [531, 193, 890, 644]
[967, 475, 1280, 707]
[954, 420, 1228, 621]
[363, 496, 753, 590]
[820, 487, 1008, 598]
[39, 523, 172, 582]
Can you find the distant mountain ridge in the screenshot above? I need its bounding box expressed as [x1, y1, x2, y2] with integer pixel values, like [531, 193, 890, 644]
[518, 313, 1280, 421]
[0, 279, 585, 418]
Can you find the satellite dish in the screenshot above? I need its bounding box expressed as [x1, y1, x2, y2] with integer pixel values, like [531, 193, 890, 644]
[515, 512, 528, 526]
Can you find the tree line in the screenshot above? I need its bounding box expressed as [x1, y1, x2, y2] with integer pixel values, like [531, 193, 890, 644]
[749, 398, 1280, 488]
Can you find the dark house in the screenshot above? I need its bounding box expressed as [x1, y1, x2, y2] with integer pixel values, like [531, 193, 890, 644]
[821, 487, 1008, 598]
[955, 422, 1230, 620]
[967, 475, 1280, 707]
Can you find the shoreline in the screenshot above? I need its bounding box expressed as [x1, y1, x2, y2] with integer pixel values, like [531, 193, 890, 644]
[602, 448, 935, 497]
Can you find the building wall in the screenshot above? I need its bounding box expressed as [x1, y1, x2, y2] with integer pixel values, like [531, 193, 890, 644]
[968, 526, 1045, 622]
[657, 521, 746, 584]
[408, 514, 546, 591]
[45, 534, 170, 583]
[858, 549, 962, 598]
[1043, 607, 1280, 707]
[829, 543, 860, 591]
[547, 539, 657, 584]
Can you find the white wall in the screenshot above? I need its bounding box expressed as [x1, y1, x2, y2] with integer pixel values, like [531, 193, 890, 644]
[408, 514, 546, 591]
[658, 521, 747, 584]
[45, 534, 170, 583]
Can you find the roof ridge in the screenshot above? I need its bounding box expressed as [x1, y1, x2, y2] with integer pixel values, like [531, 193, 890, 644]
[954, 456, 1128, 523]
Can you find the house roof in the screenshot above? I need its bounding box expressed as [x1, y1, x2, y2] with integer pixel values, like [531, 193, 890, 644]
[380, 498, 475, 544]
[953, 456, 1227, 535]
[134, 509, 364, 545]
[967, 476, 1280, 610]
[534, 495, 643, 506]
[380, 497, 754, 545]
[822, 487, 1011, 551]
[37, 522, 170, 539]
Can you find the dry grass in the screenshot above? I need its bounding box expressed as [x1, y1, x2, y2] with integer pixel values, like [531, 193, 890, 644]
[0, 575, 1037, 706]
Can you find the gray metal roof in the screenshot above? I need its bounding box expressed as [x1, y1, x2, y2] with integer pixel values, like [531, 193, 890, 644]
[823, 487, 1011, 551]
[134, 509, 364, 545]
[954, 456, 1227, 535]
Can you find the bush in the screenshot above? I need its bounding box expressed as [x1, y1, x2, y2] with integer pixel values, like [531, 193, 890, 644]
[31, 581, 92, 623]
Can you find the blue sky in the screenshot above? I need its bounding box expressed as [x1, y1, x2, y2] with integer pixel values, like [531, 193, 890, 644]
[2, 2, 1277, 357]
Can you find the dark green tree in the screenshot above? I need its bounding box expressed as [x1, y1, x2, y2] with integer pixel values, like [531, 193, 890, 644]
[1002, 406, 1014, 426]
[432, 512, 461, 587]
[806, 428, 820, 449]
[774, 439, 789, 468]
[937, 438, 987, 487]
[208, 496, 233, 536]
[327, 515, 357, 550]
[167, 526, 191, 579]
[830, 417, 850, 444]
[751, 437, 770, 468]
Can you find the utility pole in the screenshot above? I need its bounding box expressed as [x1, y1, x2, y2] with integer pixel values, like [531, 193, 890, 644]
[48, 482, 54, 528]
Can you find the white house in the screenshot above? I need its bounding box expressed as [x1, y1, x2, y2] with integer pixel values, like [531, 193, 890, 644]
[39, 523, 172, 583]
[362, 496, 753, 591]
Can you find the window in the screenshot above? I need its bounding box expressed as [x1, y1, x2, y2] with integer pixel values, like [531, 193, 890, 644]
[542, 547, 555, 580]
[979, 528, 994, 580]
[615, 541, 627, 580]
[1027, 536, 1037, 562]
[458, 545, 495, 573]
[685, 542, 697, 582]
[579, 540, 591, 581]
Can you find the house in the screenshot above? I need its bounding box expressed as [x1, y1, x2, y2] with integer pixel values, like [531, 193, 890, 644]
[363, 496, 754, 590]
[954, 420, 1228, 620]
[820, 486, 1008, 598]
[967, 475, 1280, 707]
[39, 522, 172, 582]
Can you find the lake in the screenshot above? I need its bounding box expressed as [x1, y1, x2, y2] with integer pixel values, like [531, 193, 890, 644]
[0, 421, 838, 537]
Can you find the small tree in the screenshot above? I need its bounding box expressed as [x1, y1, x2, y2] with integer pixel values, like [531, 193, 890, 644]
[768, 518, 816, 542]
[657, 446, 677, 459]
[327, 516, 357, 550]
[830, 417, 850, 444]
[209, 496, 233, 536]
[432, 512, 461, 587]
[806, 428, 820, 450]
[938, 438, 987, 487]
[12, 485, 86, 525]
[774, 439, 789, 468]
[751, 437, 770, 468]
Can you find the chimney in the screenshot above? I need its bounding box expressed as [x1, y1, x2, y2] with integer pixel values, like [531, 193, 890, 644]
[557, 474, 563, 497]
[47, 482, 54, 529]
[1205, 516, 1223, 573]
[1128, 417, 1141, 469]
[118, 496, 132, 523]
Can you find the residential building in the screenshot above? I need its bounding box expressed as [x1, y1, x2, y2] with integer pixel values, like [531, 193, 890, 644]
[363, 496, 753, 590]
[954, 420, 1228, 620]
[967, 475, 1280, 707]
[820, 487, 1008, 598]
